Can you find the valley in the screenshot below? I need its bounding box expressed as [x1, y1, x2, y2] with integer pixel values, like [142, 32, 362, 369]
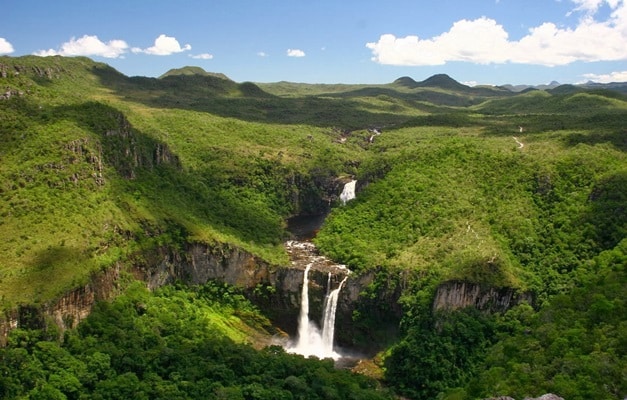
[0, 55, 625, 400]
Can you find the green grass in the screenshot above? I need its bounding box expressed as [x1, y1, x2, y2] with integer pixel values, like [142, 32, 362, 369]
[1, 54, 626, 310]
[1, 54, 626, 400]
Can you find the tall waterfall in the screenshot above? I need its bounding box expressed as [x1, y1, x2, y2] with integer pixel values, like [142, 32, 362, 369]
[340, 180, 357, 205]
[321, 275, 348, 352]
[286, 240, 349, 360]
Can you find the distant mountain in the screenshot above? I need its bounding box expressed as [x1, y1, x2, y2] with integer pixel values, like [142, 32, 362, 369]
[392, 74, 511, 100]
[416, 73, 470, 91]
[393, 76, 419, 88]
[394, 74, 469, 91]
[501, 80, 627, 94]
[580, 81, 627, 94]
[159, 66, 231, 81]
[547, 84, 583, 95]
[500, 81, 561, 92]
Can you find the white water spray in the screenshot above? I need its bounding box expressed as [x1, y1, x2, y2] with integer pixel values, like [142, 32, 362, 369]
[288, 262, 349, 360]
[321, 275, 348, 352]
[340, 180, 357, 205]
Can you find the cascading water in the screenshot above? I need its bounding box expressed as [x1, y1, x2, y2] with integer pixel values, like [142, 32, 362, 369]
[340, 180, 357, 205]
[285, 240, 350, 360]
[320, 275, 348, 352]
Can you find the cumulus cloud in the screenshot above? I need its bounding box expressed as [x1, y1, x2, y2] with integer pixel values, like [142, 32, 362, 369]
[287, 48, 305, 57]
[190, 53, 213, 60]
[257, 51, 268, 57]
[132, 34, 191, 55]
[581, 70, 627, 82]
[34, 35, 128, 58]
[366, 0, 627, 67]
[0, 38, 14, 54]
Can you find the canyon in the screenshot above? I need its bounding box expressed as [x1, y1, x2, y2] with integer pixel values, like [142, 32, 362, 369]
[0, 189, 530, 353]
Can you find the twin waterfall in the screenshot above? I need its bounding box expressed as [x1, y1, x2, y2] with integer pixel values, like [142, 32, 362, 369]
[285, 180, 356, 360]
[285, 241, 350, 360]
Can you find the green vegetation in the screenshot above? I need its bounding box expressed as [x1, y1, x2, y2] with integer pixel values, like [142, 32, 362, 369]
[0, 282, 392, 399]
[1, 55, 626, 399]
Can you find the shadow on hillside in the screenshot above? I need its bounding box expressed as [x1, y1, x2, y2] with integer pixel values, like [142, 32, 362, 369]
[90, 66, 419, 129]
[23, 100, 286, 247]
[325, 86, 483, 108]
[585, 171, 627, 249]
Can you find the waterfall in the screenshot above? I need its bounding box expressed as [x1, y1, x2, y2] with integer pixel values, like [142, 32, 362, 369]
[296, 263, 313, 349]
[287, 256, 349, 360]
[340, 180, 356, 205]
[321, 275, 348, 353]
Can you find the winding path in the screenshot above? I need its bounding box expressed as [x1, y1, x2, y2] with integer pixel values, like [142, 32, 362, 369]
[512, 136, 524, 149]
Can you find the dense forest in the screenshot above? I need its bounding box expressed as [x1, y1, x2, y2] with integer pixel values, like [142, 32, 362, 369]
[0, 56, 625, 399]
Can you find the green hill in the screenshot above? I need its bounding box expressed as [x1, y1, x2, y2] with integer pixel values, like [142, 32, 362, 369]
[159, 66, 231, 81]
[1, 55, 625, 400]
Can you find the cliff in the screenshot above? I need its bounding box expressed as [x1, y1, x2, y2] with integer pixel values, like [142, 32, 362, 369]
[0, 264, 122, 344]
[0, 240, 356, 344]
[433, 280, 532, 313]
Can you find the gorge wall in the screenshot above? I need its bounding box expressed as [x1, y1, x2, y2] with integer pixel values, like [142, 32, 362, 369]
[0, 242, 532, 347]
[433, 280, 532, 313]
[0, 264, 122, 344]
[0, 241, 360, 344]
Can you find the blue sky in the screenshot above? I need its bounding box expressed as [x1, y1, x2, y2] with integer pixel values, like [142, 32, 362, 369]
[2, 0, 626, 85]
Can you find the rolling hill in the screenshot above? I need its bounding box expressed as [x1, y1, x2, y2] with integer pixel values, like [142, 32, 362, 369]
[0, 55, 625, 400]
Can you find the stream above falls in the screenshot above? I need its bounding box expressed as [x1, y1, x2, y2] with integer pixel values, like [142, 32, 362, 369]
[279, 180, 363, 361]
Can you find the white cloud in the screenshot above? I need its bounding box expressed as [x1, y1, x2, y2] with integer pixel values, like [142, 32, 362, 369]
[570, 0, 620, 13]
[581, 70, 627, 82]
[0, 38, 14, 54]
[287, 48, 305, 57]
[34, 35, 128, 58]
[366, 0, 627, 67]
[257, 51, 268, 57]
[190, 53, 213, 60]
[132, 34, 191, 56]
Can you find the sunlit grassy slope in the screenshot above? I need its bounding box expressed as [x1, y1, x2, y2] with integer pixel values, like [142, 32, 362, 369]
[1, 55, 625, 310]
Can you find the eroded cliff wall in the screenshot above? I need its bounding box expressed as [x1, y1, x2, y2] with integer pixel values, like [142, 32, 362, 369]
[433, 280, 532, 313]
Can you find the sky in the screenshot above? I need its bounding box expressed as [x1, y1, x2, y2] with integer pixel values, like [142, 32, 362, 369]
[2, 0, 627, 85]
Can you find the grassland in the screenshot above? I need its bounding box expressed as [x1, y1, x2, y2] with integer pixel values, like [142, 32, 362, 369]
[0, 55, 625, 400]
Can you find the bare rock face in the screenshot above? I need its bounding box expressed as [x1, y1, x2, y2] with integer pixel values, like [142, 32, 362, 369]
[485, 394, 564, 400]
[0, 264, 122, 345]
[43, 264, 121, 331]
[102, 113, 180, 179]
[524, 395, 564, 400]
[433, 280, 532, 313]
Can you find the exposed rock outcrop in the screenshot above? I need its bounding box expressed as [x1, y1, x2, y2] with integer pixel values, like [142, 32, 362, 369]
[102, 112, 180, 179]
[65, 137, 105, 186]
[433, 280, 532, 313]
[0, 264, 122, 345]
[44, 264, 121, 330]
[484, 394, 564, 400]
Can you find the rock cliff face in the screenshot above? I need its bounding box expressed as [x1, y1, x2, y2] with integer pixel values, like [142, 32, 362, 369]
[0, 241, 356, 344]
[102, 112, 180, 179]
[0, 244, 532, 348]
[132, 242, 313, 332]
[484, 394, 564, 400]
[0, 264, 122, 345]
[433, 280, 532, 313]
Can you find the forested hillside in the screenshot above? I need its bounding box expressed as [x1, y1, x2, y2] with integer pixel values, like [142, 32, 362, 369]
[1, 55, 625, 399]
